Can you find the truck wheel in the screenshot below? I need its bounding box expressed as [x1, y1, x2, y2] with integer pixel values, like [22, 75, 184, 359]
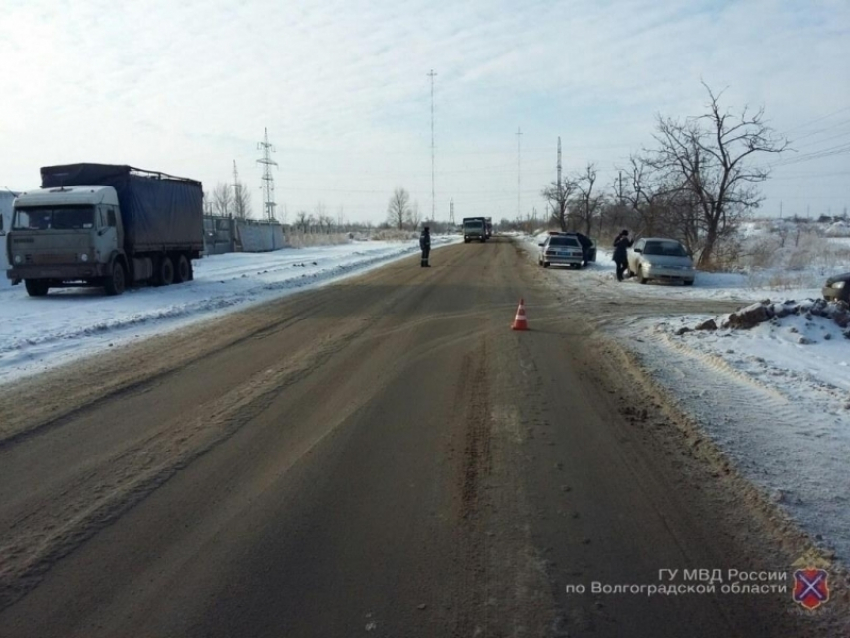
[24, 279, 49, 297]
[104, 261, 126, 296]
[175, 254, 191, 283]
[157, 256, 175, 286]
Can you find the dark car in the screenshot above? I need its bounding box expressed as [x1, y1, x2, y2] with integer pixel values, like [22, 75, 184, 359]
[823, 272, 850, 303]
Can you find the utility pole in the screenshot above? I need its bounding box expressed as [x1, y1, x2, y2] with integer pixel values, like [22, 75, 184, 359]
[557, 136, 563, 228]
[779, 201, 783, 218]
[428, 69, 437, 222]
[557, 136, 562, 191]
[256, 128, 278, 222]
[232, 160, 241, 219]
[449, 198, 455, 227]
[516, 127, 522, 218]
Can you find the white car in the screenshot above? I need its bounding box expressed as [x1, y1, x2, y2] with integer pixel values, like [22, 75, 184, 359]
[627, 238, 695, 285]
[538, 234, 585, 268]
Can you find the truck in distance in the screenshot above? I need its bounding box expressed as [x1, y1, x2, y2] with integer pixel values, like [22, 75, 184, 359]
[462, 217, 487, 243]
[6, 163, 204, 297]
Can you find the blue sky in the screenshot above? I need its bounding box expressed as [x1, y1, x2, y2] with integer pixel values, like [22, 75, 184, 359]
[1, 0, 848, 224]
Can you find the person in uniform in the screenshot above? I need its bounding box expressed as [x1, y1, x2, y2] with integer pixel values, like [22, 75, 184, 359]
[419, 225, 431, 267]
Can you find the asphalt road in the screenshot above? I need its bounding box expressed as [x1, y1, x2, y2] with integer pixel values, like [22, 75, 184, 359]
[0, 237, 822, 636]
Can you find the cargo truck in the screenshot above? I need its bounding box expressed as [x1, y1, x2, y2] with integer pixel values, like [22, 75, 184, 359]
[462, 217, 487, 243]
[6, 163, 204, 297]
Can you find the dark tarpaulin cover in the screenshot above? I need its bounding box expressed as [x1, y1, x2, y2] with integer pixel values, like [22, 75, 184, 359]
[40, 163, 203, 254]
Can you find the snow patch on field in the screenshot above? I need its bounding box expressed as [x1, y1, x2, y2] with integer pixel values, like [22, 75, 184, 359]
[522, 230, 850, 563]
[614, 308, 850, 563]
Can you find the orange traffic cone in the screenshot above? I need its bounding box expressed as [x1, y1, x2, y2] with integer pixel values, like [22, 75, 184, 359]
[511, 298, 529, 331]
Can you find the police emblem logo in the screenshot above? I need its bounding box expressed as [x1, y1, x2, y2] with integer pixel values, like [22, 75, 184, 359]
[793, 568, 829, 610]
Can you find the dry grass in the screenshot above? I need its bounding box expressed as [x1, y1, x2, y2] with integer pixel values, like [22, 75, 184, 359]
[370, 229, 419, 241]
[285, 232, 352, 248]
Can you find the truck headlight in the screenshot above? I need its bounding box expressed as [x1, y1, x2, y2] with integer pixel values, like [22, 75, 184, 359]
[80, 253, 89, 262]
[832, 281, 846, 289]
[14, 255, 22, 264]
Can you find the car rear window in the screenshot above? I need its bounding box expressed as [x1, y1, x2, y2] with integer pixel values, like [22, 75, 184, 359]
[549, 236, 579, 247]
[643, 240, 687, 256]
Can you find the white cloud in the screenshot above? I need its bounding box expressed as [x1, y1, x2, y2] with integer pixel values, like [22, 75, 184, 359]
[0, 0, 847, 221]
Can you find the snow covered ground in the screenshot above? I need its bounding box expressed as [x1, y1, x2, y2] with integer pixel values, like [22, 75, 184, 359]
[0, 237, 458, 384]
[526, 231, 850, 565]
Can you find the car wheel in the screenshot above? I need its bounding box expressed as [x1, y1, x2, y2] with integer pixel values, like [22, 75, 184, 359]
[683, 279, 694, 286]
[637, 266, 647, 284]
[543, 262, 550, 268]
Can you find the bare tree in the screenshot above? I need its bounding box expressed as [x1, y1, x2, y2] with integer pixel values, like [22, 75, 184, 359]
[541, 177, 578, 231]
[387, 187, 410, 230]
[202, 190, 215, 215]
[405, 201, 421, 229]
[646, 82, 788, 267]
[232, 181, 252, 219]
[295, 210, 309, 232]
[574, 162, 601, 235]
[212, 183, 233, 217]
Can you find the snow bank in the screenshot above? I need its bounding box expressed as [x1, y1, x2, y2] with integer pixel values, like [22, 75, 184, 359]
[0, 237, 459, 384]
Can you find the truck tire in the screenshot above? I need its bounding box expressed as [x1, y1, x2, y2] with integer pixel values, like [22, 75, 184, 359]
[104, 261, 126, 296]
[24, 279, 49, 297]
[175, 254, 191, 283]
[157, 256, 175, 286]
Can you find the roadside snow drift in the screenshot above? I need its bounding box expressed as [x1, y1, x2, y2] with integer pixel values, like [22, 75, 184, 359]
[0, 238, 456, 384]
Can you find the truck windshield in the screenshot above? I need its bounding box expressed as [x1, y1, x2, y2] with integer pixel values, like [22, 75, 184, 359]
[13, 206, 95, 231]
[464, 222, 483, 230]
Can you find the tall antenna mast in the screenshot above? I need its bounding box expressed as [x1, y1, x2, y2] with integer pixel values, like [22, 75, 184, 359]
[516, 127, 523, 217]
[428, 69, 437, 221]
[256, 128, 278, 221]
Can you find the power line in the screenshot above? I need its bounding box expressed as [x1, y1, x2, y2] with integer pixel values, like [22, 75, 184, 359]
[780, 105, 850, 135]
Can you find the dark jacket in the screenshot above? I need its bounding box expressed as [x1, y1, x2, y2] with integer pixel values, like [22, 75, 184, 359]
[419, 230, 431, 250]
[613, 234, 632, 261]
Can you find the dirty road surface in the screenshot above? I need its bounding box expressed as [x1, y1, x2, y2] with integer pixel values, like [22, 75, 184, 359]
[0, 237, 825, 636]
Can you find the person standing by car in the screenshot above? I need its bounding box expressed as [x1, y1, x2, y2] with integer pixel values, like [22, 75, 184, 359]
[419, 225, 431, 267]
[613, 229, 632, 281]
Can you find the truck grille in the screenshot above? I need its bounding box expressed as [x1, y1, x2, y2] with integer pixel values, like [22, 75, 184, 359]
[26, 253, 79, 265]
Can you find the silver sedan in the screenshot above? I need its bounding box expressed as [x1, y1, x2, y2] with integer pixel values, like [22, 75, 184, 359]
[627, 238, 695, 285]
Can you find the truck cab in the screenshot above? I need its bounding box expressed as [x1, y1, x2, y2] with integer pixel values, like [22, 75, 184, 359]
[8, 186, 124, 296]
[462, 217, 487, 243]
